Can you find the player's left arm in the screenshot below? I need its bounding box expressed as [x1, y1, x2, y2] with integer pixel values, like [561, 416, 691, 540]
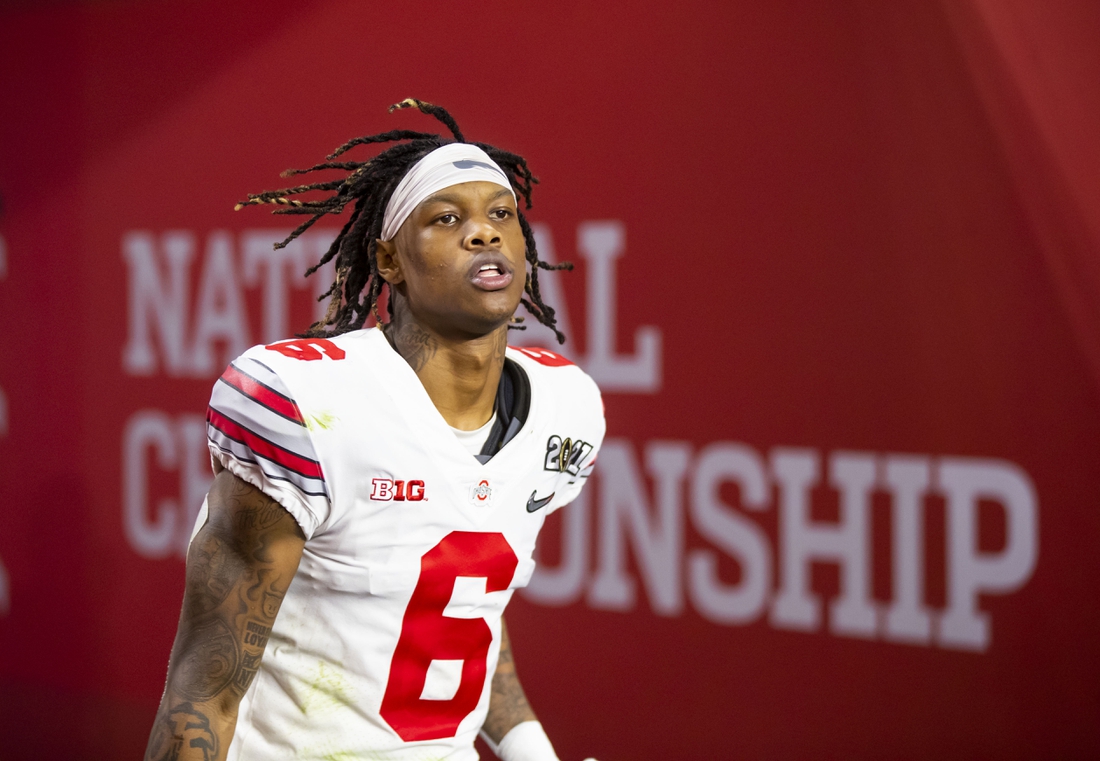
[482, 618, 596, 761]
[482, 617, 538, 743]
[482, 376, 605, 760]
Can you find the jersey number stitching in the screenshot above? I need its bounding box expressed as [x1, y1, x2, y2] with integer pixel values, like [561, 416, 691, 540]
[264, 338, 346, 361]
[380, 531, 518, 742]
[511, 346, 574, 367]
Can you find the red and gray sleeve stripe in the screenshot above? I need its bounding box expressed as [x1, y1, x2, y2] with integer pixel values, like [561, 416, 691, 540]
[207, 359, 329, 499]
[216, 358, 305, 425]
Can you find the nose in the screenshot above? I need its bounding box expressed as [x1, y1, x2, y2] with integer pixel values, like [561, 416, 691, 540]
[465, 215, 501, 249]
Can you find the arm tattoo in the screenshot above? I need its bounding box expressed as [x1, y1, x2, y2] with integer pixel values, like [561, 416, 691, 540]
[233, 499, 285, 532]
[187, 532, 236, 614]
[482, 618, 538, 743]
[146, 702, 219, 761]
[174, 619, 241, 702]
[145, 471, 304, 760]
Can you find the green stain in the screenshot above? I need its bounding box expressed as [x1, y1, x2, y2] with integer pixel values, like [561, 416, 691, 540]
[299, 661, 353, 718]
[311, 746, 445, 761]
[305, 411, 339, 431]
[295, 662, 448, 760]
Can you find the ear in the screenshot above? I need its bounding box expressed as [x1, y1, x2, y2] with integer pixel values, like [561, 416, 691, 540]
[375, 239, 404, 285]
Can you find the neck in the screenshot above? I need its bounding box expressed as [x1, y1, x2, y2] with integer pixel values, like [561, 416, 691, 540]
[385, 303, 507, 431]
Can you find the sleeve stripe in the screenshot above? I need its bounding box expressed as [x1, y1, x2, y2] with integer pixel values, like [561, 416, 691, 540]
[207, 406, 324, 481]
[219, 364, 304, 425]
[208, 437, 329, 498]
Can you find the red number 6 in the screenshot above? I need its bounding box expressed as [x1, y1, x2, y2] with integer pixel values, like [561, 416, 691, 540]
[380, 532, 519, 742]
[264, 338, 346, 361]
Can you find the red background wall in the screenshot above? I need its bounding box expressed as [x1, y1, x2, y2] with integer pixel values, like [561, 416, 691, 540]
[1, 1, 1098, 759]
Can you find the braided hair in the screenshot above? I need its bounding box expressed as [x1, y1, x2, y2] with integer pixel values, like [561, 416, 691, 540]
[235, 98, 571, 343]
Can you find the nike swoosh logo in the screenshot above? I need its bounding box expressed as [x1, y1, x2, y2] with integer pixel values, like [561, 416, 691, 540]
[526, 490, 555, 513]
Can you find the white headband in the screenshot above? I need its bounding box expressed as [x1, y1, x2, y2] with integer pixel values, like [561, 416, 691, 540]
[380, 143, 516, 241]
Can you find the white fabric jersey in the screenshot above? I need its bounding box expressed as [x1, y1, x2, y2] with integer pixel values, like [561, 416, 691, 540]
[203, 327, 604, 760]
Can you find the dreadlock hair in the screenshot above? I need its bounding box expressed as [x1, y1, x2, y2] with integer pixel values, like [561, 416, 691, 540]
[234, 98, 572, 343]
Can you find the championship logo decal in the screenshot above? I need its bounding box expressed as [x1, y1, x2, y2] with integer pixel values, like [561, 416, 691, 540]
[544, 435, 593, 476]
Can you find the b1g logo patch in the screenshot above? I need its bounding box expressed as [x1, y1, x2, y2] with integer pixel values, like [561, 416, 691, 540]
[371, 478, 426, 502]
[544, 435, 593, 476]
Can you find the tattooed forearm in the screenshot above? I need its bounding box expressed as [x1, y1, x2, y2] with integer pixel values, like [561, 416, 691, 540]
[482, 618, 538, 743]
[175, 619, 241, 702]
[146, 701, 219, 761]
[234, 650, 262, 692]
[145, 470, 305, 761]
[260, 587, 284, 618]
[233, 499, 286, 532]
[187, 525, 246, 615]
[243, 621, 271, 648]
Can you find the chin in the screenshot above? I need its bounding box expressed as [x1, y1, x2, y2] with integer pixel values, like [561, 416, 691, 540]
[476, 311, 518, 336]
[478, 289, 522, 319]
[431, 301, 512, 340]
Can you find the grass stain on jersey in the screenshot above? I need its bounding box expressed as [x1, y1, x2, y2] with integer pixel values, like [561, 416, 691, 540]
[305, 411, 340, 431]
[299, 660, 354, 718]
[296, 664, 446, 760]
[311, 742, 445, 761]
[317, 750, 446, 761]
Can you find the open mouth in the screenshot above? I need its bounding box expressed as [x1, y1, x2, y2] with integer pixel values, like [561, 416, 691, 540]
[469, 256, 514, 291]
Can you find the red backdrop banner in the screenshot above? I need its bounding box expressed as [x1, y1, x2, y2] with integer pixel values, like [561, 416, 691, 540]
[1, 1, 1098, 759]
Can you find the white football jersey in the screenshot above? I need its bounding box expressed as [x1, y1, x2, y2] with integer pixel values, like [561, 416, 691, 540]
[203, 327, 604, 760]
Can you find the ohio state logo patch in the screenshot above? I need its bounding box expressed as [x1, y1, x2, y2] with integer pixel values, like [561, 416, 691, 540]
[469, 479, 493, 506]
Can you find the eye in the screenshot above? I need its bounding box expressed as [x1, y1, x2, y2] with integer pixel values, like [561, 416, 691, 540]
[490, 207, 514, 221]
[435, 213, 458, 225]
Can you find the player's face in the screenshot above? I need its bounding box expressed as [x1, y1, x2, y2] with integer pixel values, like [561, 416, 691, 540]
[380, 181, 526, 339]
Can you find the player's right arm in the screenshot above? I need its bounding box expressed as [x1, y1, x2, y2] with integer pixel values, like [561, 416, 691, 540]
[144, 467, 305, 761]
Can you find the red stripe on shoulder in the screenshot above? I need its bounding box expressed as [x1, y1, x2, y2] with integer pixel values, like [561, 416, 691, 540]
[510, 346, 575, 367]
[220, 364, 304, 424]
[207, 407, 323, 480]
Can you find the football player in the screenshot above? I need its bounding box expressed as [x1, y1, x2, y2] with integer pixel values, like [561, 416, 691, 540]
[144, 100, 605, 761]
